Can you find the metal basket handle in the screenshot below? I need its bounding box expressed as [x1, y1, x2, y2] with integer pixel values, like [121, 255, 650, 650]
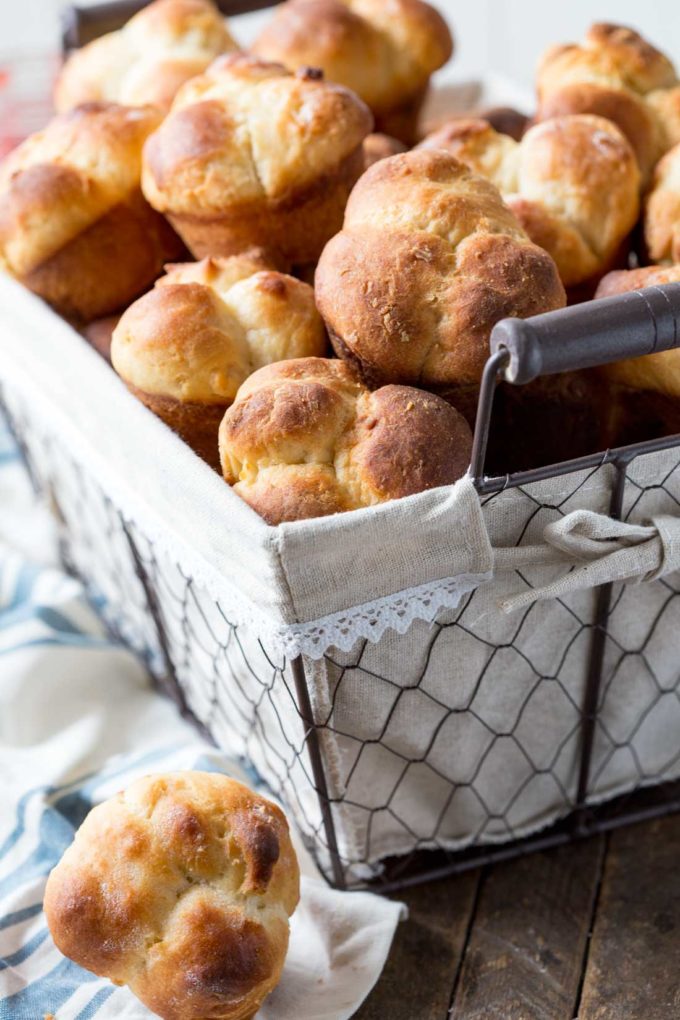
[61, 0, 278, 51]
[471, 283, 680, 481]
[491, 283, 680, 385]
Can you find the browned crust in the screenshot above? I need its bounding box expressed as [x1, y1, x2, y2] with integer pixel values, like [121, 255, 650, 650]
[229, 809, 281, 893]
[418, 115, 639, 289]
[595, 264, 680, 299]
[585, 23, 676, 87]
[127, 382, 225, 469]
[0, 163, 92, 254]
[235, 466, 350, 525]
[167, 145, 365, 265]
[508, 196, 633, 296]
[439, 232, 567, 383]
[318, 227, 453, 388]
[432, 382, 482, 431]
[593, 264, 680, 405]
[221, 375, 353, 455]
[44, 772, 299, 1020]
[54, 0, 236, 112]
[0, 103, 165, 281]
[143, 100, 232, 193]
[252, 0, 451, 143]
[219, 357, 472, 523]
[135, 901, 280, 1020]
[18, 192, 184, 321]
[537, 83, 659, 183]
[43, 807, 166, 980]
[354, 385, 472, 498]
[318, 226, 566, 390]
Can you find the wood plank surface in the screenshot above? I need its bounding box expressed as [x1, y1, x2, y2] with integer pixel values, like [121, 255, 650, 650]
[450, 837, 605, 1020]
[577, 814, 680, 1020]
[354, 870, 480, 1020]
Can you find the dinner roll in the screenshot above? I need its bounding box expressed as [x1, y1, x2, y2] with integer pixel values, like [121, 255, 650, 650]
[595, 265, 680, 397]
[252, 0, 452, 145]
[219, 357, 472, 523]
[0, 102, 184, 321]
[536, 23, 680, 184]
[55, 0, 238, 113]
[112, 251, 326, 468]
[418, 114, 640, 289]
[141, 53, 373, 266]
[44, 772, 299, 1020]
[645, 142, 680, 264]
[314, 150, 565, 408]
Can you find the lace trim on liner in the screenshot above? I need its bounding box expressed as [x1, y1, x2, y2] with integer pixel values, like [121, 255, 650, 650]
[276, 571, 493, 660]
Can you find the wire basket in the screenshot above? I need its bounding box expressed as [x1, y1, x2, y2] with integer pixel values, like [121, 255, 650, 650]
[2, 0, 680, 888]
[3, 279, 680, 891]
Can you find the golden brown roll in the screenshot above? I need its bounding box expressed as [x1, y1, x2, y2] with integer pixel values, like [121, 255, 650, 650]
[593, 266, 680, 446]
[595, 265, 680, 397]
[644, 142, 680, 264]
[111, 251, 327, 468]
[0, 102, 184, 321]
[362, 132, 408, 170]
[44, 771, 299, 1020]
[219, 357, 472, 523]
[314, 149, 566, 407]
[418, 114, 640, 289]
[252, 0, 452, 145]
[536, 23, 680, 184]
[141, 53, 373, 266]
[55, 0, 238, 113]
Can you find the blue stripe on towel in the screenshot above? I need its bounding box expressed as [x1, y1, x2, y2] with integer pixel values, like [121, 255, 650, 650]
[75, 987, 116, 1018]
[0, 928, 49, 972]
[1, 957, 101, 1018]
[0, 904, 42, 932]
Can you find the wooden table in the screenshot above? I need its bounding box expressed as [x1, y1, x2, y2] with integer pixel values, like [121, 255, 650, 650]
[355, 813, 680, 1019]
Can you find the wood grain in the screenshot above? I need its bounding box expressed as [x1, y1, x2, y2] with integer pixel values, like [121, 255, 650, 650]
[578, 814, 680, 1019]
[354, 870, 480, 1020]
[450, 837, 605, 1020]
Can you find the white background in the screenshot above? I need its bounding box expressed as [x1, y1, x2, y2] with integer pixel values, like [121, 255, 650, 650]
[1, 1, 680, 94]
